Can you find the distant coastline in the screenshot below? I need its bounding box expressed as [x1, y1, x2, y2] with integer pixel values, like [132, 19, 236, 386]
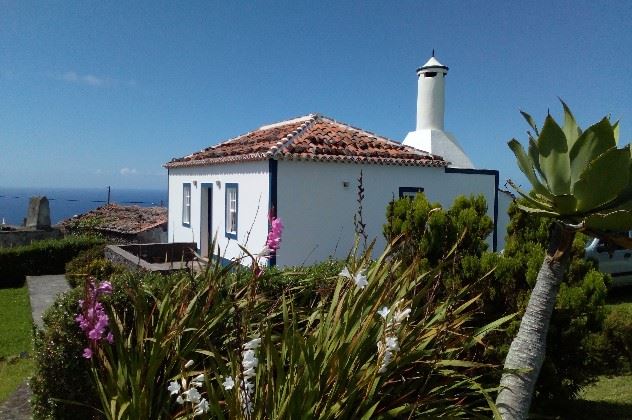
[0, 187, 168, 225]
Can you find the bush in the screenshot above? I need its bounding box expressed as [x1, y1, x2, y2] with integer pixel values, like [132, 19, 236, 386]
[383, 195, 610, 403]
[595, 304, 632, 373]
[31, 249, 506, 419]
[65, 245, 125, 288]
[30, 271, 179, 420]
[0, 236, 104, 287]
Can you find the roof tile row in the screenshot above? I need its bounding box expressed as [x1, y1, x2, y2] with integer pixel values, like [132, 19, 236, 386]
[165, 114, 446, 168]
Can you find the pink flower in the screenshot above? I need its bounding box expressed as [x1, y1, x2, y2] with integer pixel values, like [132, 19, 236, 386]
[76, 278, 114, 358]
[266, 217, 283, 253]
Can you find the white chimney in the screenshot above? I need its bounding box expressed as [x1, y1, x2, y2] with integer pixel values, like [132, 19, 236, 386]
[403, 53, 474, 169]
[415, 55, 448, 131]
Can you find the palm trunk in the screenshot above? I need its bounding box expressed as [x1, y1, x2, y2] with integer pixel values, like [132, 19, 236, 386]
[496, 223, 575, 419]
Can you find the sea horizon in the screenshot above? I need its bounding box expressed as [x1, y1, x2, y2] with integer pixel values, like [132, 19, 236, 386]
[0, 186, 168, 226]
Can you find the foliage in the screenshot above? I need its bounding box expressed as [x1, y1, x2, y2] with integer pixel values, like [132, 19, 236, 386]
[383, 193, 493, 270]
[0, 236, 104, 287]
[31, 243, 509, 419]
[31, 283, 100, 420]
[383, 193, 610, 402]
[498, 102, 632, 417]
[478, 203, 609, 402]
[191, 245, 506, 419]
[65, 245, 125, 288]
[508, 101, 632, 240]
[63, 215, 106, 237]
[30, 271, 174, 420]
[594, 304, 632, 373]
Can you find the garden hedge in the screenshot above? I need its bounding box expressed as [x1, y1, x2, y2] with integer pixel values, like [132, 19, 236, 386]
[0, 236, 104, 287]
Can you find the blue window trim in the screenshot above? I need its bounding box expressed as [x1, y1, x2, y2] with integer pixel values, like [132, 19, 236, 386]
[444, 167, 499, 252]
[225, 183, 238, 239]
[398, 186, 424, 198]
[182, 183, 191, 227]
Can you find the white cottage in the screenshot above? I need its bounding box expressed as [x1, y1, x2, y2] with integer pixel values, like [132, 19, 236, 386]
[165, 55, 511, 266]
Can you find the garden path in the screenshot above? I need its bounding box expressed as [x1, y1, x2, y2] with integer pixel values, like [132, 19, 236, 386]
[26, 275, 69, 330]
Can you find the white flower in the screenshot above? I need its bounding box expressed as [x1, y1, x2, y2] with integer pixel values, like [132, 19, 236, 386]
[394, 308, 411, 323]
[354, 272, 368, 289]
[167, 380, 181, 395]
[176, 395, 184, 405]
[185, 359, 194, 368]
[377, 306, 390, 319]
[191, 373, 205, 387]
[193, 398, 209, 416]
[339, 266, 351, 278]
[385, 336, 399, 352]
[257, 245, 271, 257]
[244, 338, 261, 350]
[222, 376, 235, 390]
[183, 387, 201, 403]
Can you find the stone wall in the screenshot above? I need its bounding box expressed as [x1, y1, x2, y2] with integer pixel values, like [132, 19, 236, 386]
[0, 228, 62, 248]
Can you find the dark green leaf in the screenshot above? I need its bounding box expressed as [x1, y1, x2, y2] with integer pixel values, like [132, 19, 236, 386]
[552, 194, 577, 215]
[560, 99, 582, 150]
[569, 117, 616, 185]
[585, 210, 632, 231]
[538, 115, 571, 195]
[520, 110, 539, 136]
[508, 139, 551, 198]
[528, 138, 547, 187]
[573, 147, 630, 213]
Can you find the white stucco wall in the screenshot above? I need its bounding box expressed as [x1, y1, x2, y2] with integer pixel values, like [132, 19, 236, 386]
[275, 160, 500, 266]
[167, 161, 270, 262]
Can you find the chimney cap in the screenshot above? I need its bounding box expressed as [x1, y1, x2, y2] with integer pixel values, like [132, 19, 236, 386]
[416, 56, 449, 74]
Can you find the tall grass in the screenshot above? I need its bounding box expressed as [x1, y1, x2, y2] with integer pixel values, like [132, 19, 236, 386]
[82, 240, 510, 419]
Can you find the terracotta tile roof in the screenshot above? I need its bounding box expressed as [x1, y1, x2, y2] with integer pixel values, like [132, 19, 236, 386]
[164, 114, 446, 168]
[61, 204, 167, 234]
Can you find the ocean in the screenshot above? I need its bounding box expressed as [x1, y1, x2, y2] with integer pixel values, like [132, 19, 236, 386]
[0, 187, 168, 226]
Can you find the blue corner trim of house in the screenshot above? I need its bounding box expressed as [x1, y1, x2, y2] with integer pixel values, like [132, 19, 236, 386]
[268, 159, 278, 267]
[444, 167, 499, 252]
[225, 183, 238, 240]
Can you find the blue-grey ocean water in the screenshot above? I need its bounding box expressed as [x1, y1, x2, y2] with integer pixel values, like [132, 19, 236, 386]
[0, 187, 168, 225]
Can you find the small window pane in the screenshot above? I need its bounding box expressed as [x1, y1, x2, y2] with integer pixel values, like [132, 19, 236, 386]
[182, 183, 191, 225]
[225, 184, 238, 238]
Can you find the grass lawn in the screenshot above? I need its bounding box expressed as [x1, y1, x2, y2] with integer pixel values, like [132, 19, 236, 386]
[542, 375, 632, 419]
[0, 283, 34, 403]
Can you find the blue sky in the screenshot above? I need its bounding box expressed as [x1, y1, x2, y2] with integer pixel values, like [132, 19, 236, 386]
[2, 1, 631, 190]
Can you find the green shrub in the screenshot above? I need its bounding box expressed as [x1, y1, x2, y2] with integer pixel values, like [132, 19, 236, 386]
[31, 250, 506, 419]
[598, 304, 632, 373]
[383, 195, 610, 403]
[30, 271, 179, 420]
[0, 236, 104, 287]
[65, 245, 126, 288]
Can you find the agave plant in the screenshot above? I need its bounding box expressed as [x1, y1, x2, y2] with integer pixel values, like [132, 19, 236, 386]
[497, 102, 632, 419]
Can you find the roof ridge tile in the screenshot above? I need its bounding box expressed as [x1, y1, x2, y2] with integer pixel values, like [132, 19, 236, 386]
[265, 114, 319, 159]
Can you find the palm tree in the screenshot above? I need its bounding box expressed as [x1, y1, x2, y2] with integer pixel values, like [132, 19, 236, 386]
[496, 101, 632, 419]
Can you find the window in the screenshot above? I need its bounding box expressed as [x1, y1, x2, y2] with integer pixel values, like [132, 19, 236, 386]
[225, 183, 238, 239]
[182, 183, 191, 225]
[399, 187, 424, 199]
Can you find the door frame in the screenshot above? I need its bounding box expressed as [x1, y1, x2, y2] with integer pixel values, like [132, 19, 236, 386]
[200, 183, 213, 258]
